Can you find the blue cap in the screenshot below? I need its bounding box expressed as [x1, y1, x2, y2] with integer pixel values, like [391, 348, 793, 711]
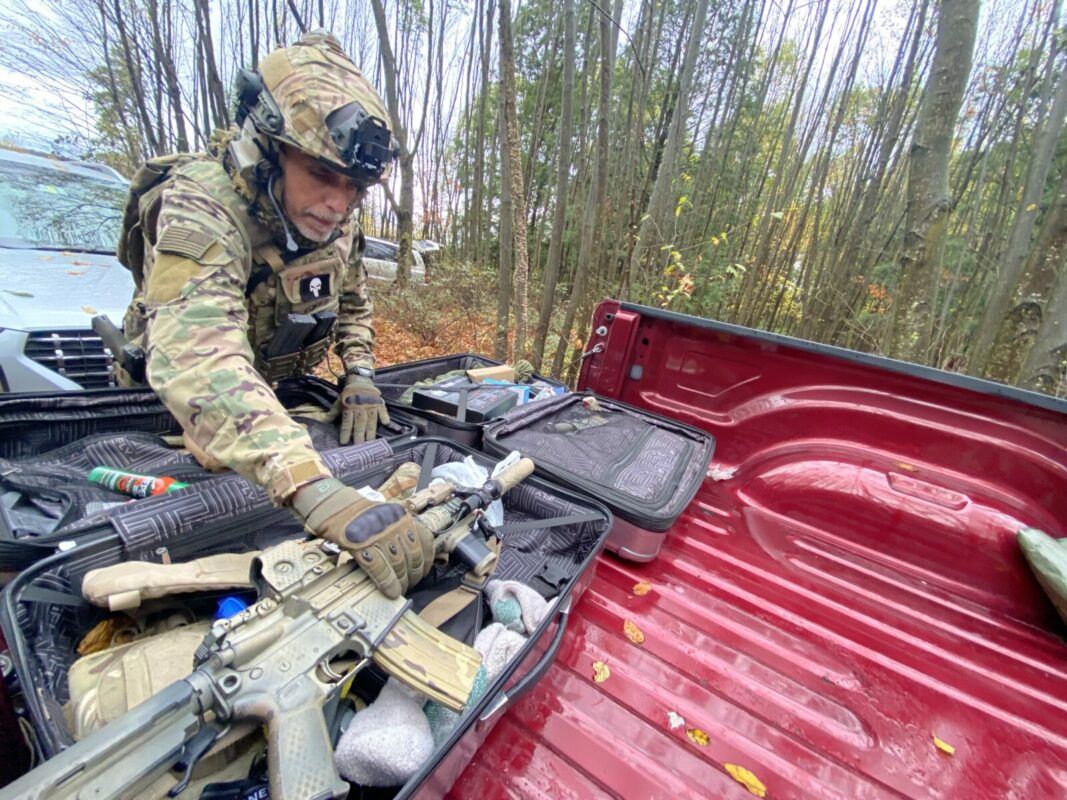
[215, 595, 250, 620]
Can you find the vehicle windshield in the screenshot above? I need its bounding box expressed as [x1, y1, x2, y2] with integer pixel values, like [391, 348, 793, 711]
[0, 159, 125, 253]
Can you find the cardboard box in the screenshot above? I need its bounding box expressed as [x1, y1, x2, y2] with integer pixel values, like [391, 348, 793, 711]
[466, 365, 516, 383]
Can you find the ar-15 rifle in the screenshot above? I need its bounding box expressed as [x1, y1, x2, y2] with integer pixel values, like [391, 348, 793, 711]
[0, 541, 481, 800]
[0, 456, 538, 800]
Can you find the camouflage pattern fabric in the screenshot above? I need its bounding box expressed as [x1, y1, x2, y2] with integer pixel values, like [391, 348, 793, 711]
[125, 154, 376, 504]
[258, 31, 394, 183]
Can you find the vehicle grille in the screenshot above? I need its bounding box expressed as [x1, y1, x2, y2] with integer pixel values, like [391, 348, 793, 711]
[23, 330, 116, 389]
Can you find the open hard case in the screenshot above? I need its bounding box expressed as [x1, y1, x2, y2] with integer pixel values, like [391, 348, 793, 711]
[482, 391, 715, 562]
[375, 354, 567, 448]
[0, 437, 612, 799]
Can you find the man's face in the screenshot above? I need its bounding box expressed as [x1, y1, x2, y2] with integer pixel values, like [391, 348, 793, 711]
[279, 145, 367, 242]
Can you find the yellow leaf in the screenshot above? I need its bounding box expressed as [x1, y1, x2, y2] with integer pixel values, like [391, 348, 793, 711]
[592, 660, 611, 683]
[933, 735, 955, 756]
[1026, 203, 1038, 212]
[81, 305, 97, 314]
[686, 727, 710, 746]
[897, 462, 918, 472]
[623, 619, 645, 645]
[633, 580, 653, 596]
[725, 764, 766, 797]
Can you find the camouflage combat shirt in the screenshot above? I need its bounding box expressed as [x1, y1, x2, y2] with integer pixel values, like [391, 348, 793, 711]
[123, 155, 375, 505]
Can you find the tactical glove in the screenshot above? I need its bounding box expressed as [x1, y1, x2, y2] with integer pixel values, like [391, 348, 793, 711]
[292, 477, 433, 599]
[340, 371, 390, 445]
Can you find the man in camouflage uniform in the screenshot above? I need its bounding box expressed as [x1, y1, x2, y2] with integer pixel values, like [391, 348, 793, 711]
[118, 32, 432, 600]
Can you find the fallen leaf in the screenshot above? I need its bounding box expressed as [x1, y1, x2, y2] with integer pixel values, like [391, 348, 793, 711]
[71, 260, 91, 266]
[933, 735, 955, 756]
[725, 764, 766, 797]
[37, 256, 53, 261]
[592, 660, 611, 683]
[4, 289, 33, 298]
[897, 462, 918, 472]
[633, 580, 653, 596]
[623, 619, 645, 645]
[667, 711, 686, 730]
[686, 727, 710, 746]
[707, 464, 737, 481]
[81, 305, 97, 314]
[66, 270, 85, 276]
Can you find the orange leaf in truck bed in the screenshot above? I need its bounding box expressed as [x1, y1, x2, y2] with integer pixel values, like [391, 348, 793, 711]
[724, 764, 766, 797]
[591, 661, 611, 683]
[632, 580, 653, 596]
[686, 727, 709, 746]
[933, 735, 955, 756]
[623, 619, 645, 645]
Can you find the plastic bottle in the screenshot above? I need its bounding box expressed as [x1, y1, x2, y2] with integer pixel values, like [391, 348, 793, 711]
[87, 467, 189, 498]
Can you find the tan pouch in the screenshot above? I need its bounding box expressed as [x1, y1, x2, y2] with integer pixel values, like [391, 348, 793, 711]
[81, 553, 257, 611]
[66, 622, 211, 739]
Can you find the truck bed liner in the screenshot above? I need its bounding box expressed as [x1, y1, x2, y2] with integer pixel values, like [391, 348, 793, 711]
[449, 302, 1067, 799]
[451, 479, 1067, 798]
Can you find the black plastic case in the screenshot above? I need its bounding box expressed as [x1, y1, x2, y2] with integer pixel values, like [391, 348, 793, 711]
[482, 391, 715, 561]
[0, 437, 612, 799]
[376, 354, 566, 448]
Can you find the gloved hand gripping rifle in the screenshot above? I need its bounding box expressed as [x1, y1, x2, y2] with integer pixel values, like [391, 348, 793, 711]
[0, 539, 482, 800]
[0, 456, 538, 800]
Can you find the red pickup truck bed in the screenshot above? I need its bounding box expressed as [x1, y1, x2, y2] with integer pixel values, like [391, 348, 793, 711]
[450, 301, 1067, 799]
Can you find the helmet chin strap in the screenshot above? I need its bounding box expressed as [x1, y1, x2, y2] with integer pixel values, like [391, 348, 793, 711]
[266, 169, 299, 252]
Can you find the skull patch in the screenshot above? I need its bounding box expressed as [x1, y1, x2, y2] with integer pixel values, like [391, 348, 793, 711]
[299, 273, 331, 303]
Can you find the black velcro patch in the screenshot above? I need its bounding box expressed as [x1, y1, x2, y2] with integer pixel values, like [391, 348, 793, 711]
[156, 225, 216, 260]
[300, 273, 331, 302]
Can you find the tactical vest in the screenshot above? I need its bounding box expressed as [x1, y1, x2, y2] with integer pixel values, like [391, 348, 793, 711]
[117, 155, 351, 383]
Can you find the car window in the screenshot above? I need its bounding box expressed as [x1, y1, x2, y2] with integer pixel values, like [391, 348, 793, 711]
[363, 238, 398, 260]
[0, 160, 125, 253]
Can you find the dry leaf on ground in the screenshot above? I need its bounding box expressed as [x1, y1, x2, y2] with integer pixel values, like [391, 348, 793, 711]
[623, 619, 645, 645]
[82, 305, 97, 314]
[686, 727, 710, 746]
[933, 735, 955, 756]
[724, 764, 766, 797]
[633, 580, 653, 596]
[592, 661, 611, 683]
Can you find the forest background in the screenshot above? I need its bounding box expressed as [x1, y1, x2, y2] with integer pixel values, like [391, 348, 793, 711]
[0, 0, 1065, 393]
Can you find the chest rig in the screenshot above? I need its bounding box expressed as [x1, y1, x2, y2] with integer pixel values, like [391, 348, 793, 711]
[245, 232, 353, 382]
[125, 157, 350, 384]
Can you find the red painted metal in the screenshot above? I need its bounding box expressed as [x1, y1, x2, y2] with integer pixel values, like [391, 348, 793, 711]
[448, 301, 1067, 799]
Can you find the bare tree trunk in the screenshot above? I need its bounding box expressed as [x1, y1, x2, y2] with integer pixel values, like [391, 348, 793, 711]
[531, 0, 575, 371]
[551, 0, 614, 376]
[495, 99, 513, 361]
[497, 0, 529, 359]
[887, 0, 977, 362]
[625, 0, 710, 294]
[370, 0, 415, 286]
[973, 13, 1067, 379]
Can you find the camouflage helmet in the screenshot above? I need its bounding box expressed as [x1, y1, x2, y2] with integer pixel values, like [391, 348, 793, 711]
[236, 31, 396, 185]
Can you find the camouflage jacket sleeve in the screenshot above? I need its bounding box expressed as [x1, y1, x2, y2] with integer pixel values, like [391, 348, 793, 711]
[334, 227, 376, 373]
[144, 178, 331, 504]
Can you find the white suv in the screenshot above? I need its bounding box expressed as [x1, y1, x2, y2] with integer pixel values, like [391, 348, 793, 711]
[362, 236, 429, 285]
[0, 148, 132, 391]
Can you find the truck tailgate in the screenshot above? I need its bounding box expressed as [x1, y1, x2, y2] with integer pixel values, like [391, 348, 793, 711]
[448, 302, 1067, 799]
